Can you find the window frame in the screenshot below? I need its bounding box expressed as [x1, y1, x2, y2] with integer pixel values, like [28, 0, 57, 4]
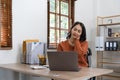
[47, 0, 76, 49]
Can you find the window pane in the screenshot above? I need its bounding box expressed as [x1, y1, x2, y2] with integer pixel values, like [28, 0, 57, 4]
[56, 15, 59, 28]
[50, 14, 55, 27]
[61, 1, 68, 15]
[50, 29, 55, 43]
[60, 30, 68, 41]
[57, 30, 59, 43]
[56, 0, 59, 13]
[61, 16, 68, 29]
[50, 0, 55, 12]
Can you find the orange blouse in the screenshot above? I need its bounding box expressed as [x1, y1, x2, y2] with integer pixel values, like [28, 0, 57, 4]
[57, 39, 88, 67]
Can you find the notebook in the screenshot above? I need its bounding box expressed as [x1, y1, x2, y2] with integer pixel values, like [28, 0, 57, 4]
[47, 51, 80, 71]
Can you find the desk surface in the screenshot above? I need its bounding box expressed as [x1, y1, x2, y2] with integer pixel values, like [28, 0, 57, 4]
[0, 63, 113, 80]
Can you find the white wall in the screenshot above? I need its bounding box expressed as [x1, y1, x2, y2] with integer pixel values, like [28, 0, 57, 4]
[0, 0, 47, 64]
[0, 0, 48, 80]
[98, 0, 120, 16]
[0, 0, 120, 80]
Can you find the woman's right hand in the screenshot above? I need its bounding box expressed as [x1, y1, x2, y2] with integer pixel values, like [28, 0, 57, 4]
[73, 33, 80, 40]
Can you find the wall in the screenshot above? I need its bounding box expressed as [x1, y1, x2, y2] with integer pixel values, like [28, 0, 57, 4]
[0, 0, 48, 80]
[0, 0, 120, 80]
[98, 0, 120, 16]
[0, 0, 47, 64]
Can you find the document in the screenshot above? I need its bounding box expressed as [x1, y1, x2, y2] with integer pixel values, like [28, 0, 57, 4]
[105, 41, 109, 51]
[26, 42, 46, 64]
[109, 41, 113, 51]
[95, 36, 104, 51]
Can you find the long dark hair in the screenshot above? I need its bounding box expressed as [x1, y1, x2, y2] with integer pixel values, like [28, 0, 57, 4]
[66, 21, 86, 42]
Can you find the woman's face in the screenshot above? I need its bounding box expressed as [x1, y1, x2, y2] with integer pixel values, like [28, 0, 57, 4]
[71, 24, 82, 39]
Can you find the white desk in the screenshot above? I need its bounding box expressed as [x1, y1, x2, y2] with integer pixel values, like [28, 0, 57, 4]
[0, 63, 113, 80]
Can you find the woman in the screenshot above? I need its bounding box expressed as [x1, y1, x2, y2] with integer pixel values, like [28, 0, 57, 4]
[57, 21, 88, 67]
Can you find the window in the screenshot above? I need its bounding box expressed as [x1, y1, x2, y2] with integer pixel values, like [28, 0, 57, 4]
[47, 0, 76, 49]
[0, 0, 12, 49]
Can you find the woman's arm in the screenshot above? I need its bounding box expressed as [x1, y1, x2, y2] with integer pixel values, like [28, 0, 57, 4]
[74, 39, 88, 56]
[74, 39, 88, 67]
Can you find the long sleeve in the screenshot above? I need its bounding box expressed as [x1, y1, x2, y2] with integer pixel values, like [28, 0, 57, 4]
[74, 39, 88, 67]
[74, 39, 88, 55]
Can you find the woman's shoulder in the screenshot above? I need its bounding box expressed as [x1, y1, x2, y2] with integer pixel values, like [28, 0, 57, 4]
[80, 40, 88, 44]
[59, 40, 68, 45]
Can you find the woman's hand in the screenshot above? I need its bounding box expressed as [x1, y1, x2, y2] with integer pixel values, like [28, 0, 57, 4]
[73, 33, 80, 40]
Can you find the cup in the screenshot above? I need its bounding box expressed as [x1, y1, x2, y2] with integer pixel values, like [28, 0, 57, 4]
[39, 56, 46, 65]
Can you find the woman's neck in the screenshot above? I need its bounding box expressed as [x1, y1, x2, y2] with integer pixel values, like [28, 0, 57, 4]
[68, 38, 74, 46]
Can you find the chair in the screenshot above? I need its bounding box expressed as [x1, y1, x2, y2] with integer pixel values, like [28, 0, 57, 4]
[86, 48, 92, 67]
[87, 48, 96, 80]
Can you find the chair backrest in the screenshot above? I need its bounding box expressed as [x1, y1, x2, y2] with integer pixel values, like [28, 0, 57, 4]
[86, 48, 92, 67]
[86, 48, 96, 80]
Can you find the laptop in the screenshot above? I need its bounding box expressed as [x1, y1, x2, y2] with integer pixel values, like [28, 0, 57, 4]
[47, 51, 80, 71]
